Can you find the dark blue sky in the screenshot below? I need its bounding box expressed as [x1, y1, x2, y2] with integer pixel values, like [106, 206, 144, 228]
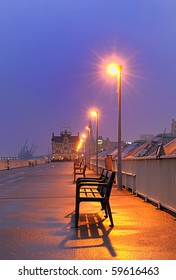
[0, 0, 176, 156]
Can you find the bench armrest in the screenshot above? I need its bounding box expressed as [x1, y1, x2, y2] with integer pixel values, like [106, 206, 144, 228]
[76, 181, 107, 189]
[76, 178, 104, 184]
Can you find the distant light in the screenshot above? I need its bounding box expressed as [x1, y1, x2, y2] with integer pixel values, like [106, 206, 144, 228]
[81, 134, 86, 139]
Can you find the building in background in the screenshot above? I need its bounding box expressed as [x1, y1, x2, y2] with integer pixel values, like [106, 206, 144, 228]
[51, 129, 80, 161]
[171, 119, 176, 135]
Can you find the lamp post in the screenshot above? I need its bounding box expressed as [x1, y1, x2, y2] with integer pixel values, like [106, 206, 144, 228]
[91, 110, 99, 175]
[81, 134, 86, 164]
[107, 63, 122, 189]
[86, 125, 91, 168]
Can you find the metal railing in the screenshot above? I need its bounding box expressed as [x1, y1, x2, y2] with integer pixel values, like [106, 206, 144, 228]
[0, 158, 49, 171]
[90, 155, 176, 214]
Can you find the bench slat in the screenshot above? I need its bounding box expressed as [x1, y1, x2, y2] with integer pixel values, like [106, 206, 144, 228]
[80, 188, 100, 198]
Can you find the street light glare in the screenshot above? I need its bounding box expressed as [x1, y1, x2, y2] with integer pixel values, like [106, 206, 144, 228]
[107, 63, 118, 75]
[81, 134, 86, 139]
[106, 63, 122, 76]
[90, 110, 98, 118]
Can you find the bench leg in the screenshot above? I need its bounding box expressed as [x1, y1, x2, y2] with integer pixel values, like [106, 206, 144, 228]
[104, 205, 108, 218]
[106, 201, 114, 227]
[101, 201, 108, 217]
[75, 188, 80, 228]
[75, 201, 80, 228]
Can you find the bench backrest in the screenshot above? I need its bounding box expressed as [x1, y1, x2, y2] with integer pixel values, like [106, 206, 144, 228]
[74, 161, 83, 170]
[99, 171, 115, 198]
[97, 171, 115, 198]
[100, 169, 108, 181]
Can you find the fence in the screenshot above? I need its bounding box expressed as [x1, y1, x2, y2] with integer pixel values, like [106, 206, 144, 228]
[90, 155, 176, 214]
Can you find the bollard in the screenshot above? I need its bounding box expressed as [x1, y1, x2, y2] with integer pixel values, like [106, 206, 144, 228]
[7, 159, 10, 170]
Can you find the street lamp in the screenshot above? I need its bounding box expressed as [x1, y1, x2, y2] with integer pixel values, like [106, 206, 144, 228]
[90, 110, 99, 175]
[107, 63, 122, 189]
[86, 125, 91, 168]
[81, 134, 86, 164]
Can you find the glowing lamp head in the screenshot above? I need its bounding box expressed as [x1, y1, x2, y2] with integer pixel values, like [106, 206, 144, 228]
[106, 63, 122, 76]
[81, 134, 86, 139]
[90, 110, 98, 118]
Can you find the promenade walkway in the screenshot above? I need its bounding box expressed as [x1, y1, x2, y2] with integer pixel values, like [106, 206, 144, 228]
[0, 162, 175, 260]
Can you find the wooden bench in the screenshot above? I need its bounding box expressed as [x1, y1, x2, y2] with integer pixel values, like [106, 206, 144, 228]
[75, 171, 115, 228]
[73, 164, 87, 182]
[73, 160, 83, 172]
[76, 168, 108, 185]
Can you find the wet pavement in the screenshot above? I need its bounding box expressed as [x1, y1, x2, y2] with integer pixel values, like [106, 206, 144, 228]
[0, 162, 175, 260]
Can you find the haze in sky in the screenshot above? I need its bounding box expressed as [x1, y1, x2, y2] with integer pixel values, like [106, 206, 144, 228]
[0, 0, 176, 156]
